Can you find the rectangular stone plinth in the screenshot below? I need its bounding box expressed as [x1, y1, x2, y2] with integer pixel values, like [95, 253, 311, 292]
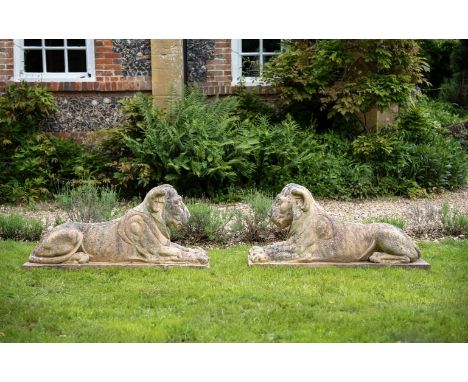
[22, 262, 209, 270]
[248, 258, 430, 270]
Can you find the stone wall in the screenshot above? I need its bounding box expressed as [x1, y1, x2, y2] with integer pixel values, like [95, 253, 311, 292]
[41, 94, 130, 133]
[186, 39, 215, 83]
[112, 39, 151, 77]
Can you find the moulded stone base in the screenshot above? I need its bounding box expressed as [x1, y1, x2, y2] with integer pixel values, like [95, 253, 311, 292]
[248, 258, 430, 270]
[22, 261, 209, 270]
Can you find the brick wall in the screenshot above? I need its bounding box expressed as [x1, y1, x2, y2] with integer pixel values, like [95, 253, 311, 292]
[0, 40, 13, 91]
[198, 39, 233, 95]
[0, 39, 151, 93]
[197, 39, 275, 96]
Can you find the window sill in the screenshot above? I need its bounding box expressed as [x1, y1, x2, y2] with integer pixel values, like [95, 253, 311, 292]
[14, 74, 96, 83]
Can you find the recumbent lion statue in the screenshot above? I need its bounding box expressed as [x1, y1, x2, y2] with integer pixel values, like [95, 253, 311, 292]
[249, 183, 420, 265]
[29, 184, 209, 266]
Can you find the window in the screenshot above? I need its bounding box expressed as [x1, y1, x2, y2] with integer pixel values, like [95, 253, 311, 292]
[13, 39, 96, 82]
[231, 39, 281, 85]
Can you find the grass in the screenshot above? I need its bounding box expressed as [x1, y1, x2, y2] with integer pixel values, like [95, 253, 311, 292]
[0, 239, 467, 342]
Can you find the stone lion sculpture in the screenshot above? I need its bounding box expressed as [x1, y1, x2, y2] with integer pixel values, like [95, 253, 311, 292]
[28, 184, 208, 266]
[249, 183, 420, 265]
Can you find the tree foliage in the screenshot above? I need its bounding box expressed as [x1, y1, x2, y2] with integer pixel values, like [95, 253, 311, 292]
[263, 39, 429, 130]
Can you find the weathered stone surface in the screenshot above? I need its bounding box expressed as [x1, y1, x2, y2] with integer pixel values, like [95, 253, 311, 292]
[112, 39, 151, 77]
[26, 185, 209, 267]
[249, 183, 427, 266]
[248, 258, 430, 269]
[186, 39, 215, 84]
[151, 40, 184, 109]
[22, 262, 208, 270]
[41, 95, 128, 132]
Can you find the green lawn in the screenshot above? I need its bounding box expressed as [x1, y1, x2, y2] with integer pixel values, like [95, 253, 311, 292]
[0, 239, 467, 342]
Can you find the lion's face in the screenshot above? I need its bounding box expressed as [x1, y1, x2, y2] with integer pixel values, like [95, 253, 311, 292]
[163, 193, 190, 229]
[269, 194, 294, 229]
[146, 185, 190, 229]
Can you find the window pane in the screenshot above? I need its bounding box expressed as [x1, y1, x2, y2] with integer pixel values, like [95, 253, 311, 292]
[263, 39, 281, 53]
[24, 50, 43, 72]
[67, 39, 86, 47]
[241, 39, 259, 53]
[263, 55, 277, 66]
[45, 39, 64, 47]
[242, 56, 260, 77]
[46, 50, 65, 72]
[68, 50, 87, 72]
[24, 39, 42, 47]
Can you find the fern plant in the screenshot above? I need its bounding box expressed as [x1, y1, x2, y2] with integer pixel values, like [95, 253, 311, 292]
[120, 90, 258, 196]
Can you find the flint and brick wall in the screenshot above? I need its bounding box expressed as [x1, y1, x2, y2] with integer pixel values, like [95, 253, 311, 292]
[1, 39, 274, 133]
[0, 40, 14, 91]
[0, 39, 152, 132]
[0, 39, 151, 93]
[191, 39, 234, 95]
[187, 39, 275, 96]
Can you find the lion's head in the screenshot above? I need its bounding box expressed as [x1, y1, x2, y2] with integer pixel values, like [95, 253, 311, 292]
[269, 183, 315, 229]
[135, 184, 190, 230]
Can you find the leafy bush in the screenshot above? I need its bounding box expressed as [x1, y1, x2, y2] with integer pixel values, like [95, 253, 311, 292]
[440, 203, 468, 237]
[0, 81, 57, 144]
[111, 90, 257, 197]
[0, 133, 109, 204]
[234, 190, 276, 243]
[439, 40, 468, 109]
[55, 183, 119, 223]
[0, 214, 45, 241]
[171, 201, 233, 245]
[105, 89, 466, 200]
[263, 39, 429, 131]
[0, 83, 109, 204]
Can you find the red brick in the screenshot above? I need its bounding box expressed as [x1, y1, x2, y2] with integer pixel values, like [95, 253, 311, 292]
[95, 58, 113, 65]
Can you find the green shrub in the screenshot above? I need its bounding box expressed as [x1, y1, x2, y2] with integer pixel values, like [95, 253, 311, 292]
[0, 81, 57, 144]
[440, 203, 468, 237]
[234, 190, 275, 243]
[0, 83, 57, 203]
[364, 215, 407, 230]
[171, 201, 233, 245]
[113, 90, 257, 197]
[0, 82, 109, 204]
[0, 214, 45, 241]
[439, 40, 468, 108]
[55, 183, 119, 223]
[263, 39, 429, 132]
[0, 133, 109, 204]
[102, 89, 467, 200]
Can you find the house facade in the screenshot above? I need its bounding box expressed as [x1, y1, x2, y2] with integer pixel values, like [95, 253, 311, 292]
[0, 39, 280, 134]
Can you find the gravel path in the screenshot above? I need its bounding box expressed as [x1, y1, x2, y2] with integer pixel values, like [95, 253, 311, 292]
[1, 188, 466, 240]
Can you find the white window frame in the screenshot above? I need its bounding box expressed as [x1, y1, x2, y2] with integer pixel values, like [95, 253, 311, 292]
[13, 39, 96, 82]
[231, 39, 281, 86]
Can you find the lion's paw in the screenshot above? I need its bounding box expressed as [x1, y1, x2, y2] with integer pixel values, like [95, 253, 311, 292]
[249, 246, 270, 263]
